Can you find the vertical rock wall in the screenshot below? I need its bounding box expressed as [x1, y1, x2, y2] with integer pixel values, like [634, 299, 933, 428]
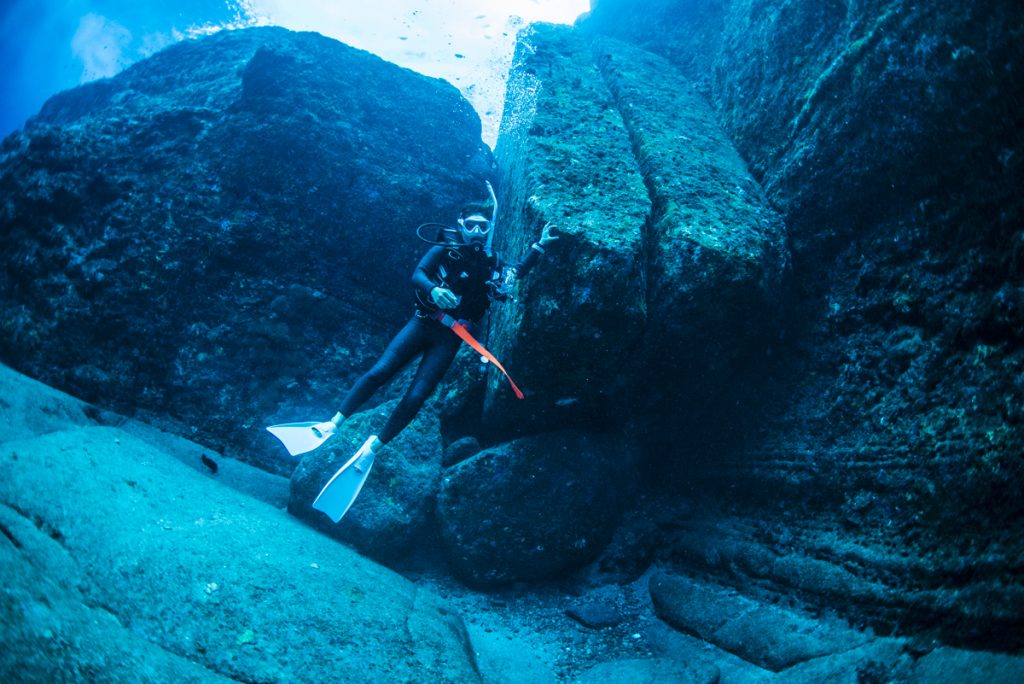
[486, 24, 787, 444]
[487, 25, 650, 434]
[581, 0, 1024, 643]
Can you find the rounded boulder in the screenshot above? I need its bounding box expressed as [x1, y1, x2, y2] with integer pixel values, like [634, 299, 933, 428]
[437, 430, 635, 586]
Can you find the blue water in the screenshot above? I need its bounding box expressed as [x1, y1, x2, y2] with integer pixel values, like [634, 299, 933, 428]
[0, 0, 244, 137]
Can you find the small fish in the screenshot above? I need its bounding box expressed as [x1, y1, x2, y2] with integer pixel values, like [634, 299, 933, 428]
[201, 454, 218, 474]
[555, 397, 579, 407]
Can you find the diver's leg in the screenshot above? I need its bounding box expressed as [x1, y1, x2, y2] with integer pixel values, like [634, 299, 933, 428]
[378, 330, 461, 443]
[337, 317, 428, 418]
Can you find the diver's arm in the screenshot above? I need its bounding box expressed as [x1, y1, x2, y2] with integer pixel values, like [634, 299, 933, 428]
[511, 246, 541, 277]
[412, 246, 459, 309]
[412, 246, 443, 294]
[512, 222, 558, 277]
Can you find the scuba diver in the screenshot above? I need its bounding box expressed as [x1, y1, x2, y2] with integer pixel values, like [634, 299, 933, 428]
[267, 182, 557, 521]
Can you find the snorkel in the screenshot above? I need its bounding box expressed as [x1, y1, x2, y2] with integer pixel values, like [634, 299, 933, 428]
[485, 180, 497, 254]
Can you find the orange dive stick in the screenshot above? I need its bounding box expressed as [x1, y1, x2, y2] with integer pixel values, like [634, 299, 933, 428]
[432, 311, 525, 400]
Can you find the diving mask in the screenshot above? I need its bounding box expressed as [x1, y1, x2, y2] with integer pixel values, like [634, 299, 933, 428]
[459, 214, 492, 245]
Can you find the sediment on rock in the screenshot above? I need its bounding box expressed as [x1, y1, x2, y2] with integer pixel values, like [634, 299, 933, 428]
[486, 23, 650, 437]
[582, 0, 1024, 650]
[590, 34, 787, 389]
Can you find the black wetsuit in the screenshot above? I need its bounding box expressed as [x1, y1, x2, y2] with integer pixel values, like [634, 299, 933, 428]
[338, 241, 542, 443]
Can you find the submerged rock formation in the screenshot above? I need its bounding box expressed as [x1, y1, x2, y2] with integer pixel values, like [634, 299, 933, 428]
[1, 0, 1021, 666]
[0, 26, 491, 473]
[288, 398, 443, 563]
[483, 24, 787, 440]
[437, 430, 634, 586]
[0, 365, 479, 683]
[576, 0, 1024, 650]
[649, 571, 876, 672]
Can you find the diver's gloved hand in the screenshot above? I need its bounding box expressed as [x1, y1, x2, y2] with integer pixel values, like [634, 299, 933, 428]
[539, 222, 559, 246]
[431, 286, 460, 310]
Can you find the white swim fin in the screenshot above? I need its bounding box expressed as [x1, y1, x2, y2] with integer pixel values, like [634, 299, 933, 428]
[266, 422, 334, 456]
[312, 435, 382, 523]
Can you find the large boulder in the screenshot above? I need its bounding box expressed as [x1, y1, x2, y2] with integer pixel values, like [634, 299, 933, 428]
[437, 430, 635, 586]
[0, 367, 479, 683]
[485, 24, 649, 437]
[288, 399, 443, 563]
[581, 0, 1024, 644]
[0, 26, 492, 472]
[483, 24, 787, 442]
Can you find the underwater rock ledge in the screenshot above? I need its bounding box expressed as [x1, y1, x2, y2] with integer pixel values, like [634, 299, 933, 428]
[0, 0, 1019, 670]
[0, 364, 479, 683]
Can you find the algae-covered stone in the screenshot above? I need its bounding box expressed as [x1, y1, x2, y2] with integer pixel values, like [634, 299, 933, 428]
[582, 0, 1024, 647]
[487, 23, 650, 433]
[0, 26, 492, 473]
[649, 572, 868, 672]
[437, 430, 635, 586]
[485, 24, 787, 438]
[592, 37, 787, 378]
[288, 398, 443, 563]
[0, 366, 479, 683]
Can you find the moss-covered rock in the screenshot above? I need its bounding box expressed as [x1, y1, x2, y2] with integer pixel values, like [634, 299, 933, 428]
[486, 24, 650, 436]
[592, 35, 788, 382]
[583, 0, 1024, 646]
[0, 26, 492, 473]
[437, 430, 635, 586]
[484, 24, 787, 443]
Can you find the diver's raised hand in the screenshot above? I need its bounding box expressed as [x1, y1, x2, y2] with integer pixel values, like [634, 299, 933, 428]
[539, 222, 559, 246]
[431, 286, 460, 310]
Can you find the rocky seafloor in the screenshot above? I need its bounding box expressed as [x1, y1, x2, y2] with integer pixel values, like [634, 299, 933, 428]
[4, 362, 1023, 683]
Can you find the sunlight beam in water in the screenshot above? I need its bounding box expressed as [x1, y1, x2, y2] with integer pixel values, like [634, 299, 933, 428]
[227, 0, 591, 147]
